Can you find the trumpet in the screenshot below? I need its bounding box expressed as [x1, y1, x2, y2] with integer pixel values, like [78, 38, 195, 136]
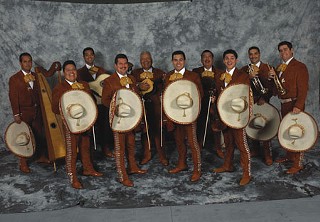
[267, 63, 286, 96]
[248, 64, 268, 95]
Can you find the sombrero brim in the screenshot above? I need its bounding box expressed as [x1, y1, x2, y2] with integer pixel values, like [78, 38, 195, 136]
[246, 103, 281, 141]
[278, 111, 319, 152]
[109, 88, 143, 132]
[60, 89, 98, 134]
[4, 121, 35, 158]
[217, 83, 252, 129]
[163, 79, 200, 124]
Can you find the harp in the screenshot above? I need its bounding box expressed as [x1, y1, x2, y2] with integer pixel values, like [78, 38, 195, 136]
[35, 68, 66, 171]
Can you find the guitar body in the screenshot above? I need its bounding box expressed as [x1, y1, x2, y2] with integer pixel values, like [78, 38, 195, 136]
[88, 74, 110, 104]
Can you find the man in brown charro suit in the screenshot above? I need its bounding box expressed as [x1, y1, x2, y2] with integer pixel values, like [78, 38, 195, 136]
[101, 54, 147, 187]
[52, 60, 103, 189]
[192, 50, 224, 159]
[213, 49, 252, 186]
[240, 46, 274, 166]
[164, 50, 203, 182]
[8, 52, 59, 173]
[268, 41, 309, 174]
[131, 51, 168, 166]
[77, 47, 114, 158]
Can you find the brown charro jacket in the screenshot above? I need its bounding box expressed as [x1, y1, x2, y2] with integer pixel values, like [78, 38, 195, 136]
[274, 58, 309, 110]
[51, 80, 92, 115]
[9, 71, 41, 124]
[240, 62, 274, 103]
[101, 72, 139, 109]
[77, 65, 107, 82]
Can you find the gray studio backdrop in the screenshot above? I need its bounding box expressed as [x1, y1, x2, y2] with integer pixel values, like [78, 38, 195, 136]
[0, 0, 319, 143]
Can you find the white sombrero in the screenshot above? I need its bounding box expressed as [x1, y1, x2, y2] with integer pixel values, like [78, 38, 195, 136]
[163, 79, 200, 124]
[4, 121, 36, 158]
[246, 103, 281, 141]
[59, 89, 98, 134]
[109, 88, 143, 132]
[278, 111, 318, 152]
[217, 83, 252, 129]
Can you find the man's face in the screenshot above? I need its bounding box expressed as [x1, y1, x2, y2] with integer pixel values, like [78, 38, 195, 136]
[223, 53, 238, 71]
[64, 64, 77, 82]
[83, 50, 95, 66]
[279, 45, 294, 62]
[201, 52, 213, 69]
[20, 55, 32, 72]
[115, 58, 129, 75]
[248, 49, 260, 65]
[140, 53, 152, 70]
[172, 54, 185, 72]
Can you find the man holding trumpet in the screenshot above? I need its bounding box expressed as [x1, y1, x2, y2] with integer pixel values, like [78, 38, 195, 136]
[268, 41, 309, 174]
[241, 46, 274, 166]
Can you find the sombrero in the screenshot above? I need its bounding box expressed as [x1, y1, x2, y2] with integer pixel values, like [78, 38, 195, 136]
[246, 103, 281, 141]
[278, 111, 318, 152]
[4, 121, 36, 158]
[59, 89, 97, 134]
[217, 83, 252, 129]
[109, 88, 143, 132]
[163, 79, 200, 124]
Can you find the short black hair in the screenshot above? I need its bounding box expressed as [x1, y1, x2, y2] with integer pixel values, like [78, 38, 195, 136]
[248, 46, 260, 54]
[223, 49, 238, 59]
[201, 50, 214, 58]
[83, 47, 95, 56]
[172, 50, 186, 60]
[114, 54, 128, 64]
[19, 52, 32, 62]
[278, 41, 293, 51]
[63, 60, 76, 71]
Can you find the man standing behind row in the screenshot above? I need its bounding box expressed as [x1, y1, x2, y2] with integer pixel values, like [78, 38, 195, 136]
[164, 50, 203, 182]
[131, 51, 168, 166]
[192, 50, 224, 159]
[77, 47, 114, 158]
[102, 54, 147, 187]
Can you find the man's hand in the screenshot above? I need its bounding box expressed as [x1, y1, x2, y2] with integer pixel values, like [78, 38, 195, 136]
[14, 115, 22, 124]
[293, 107, 301, 114]
[268, 67, 276, 80]
[210, 96, 216, 104]
[51, 61, 61, 71]
[139, 82, 150, 91]
[257, 97, 266, 106]
[249, 70, 258, 79]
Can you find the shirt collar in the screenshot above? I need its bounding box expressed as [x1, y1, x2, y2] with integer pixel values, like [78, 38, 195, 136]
[65, 79, 76, 85]
[175, 67, 185, 75]
[143, 67, 153, 73]
[226, 67, 236, 75]
[116, 71, 127, 78]
[204, 66, 212, 71]
[85, 64, 93, 69]
[22, 70, 31, 75]
[283, 57, 294, 65]
[252, 61, 261, 67]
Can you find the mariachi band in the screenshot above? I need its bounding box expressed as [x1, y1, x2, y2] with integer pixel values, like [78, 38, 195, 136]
[5, 41, 319, 189]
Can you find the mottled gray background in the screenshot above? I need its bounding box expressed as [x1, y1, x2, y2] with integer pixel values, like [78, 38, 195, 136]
[1, 0, 319, 142]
